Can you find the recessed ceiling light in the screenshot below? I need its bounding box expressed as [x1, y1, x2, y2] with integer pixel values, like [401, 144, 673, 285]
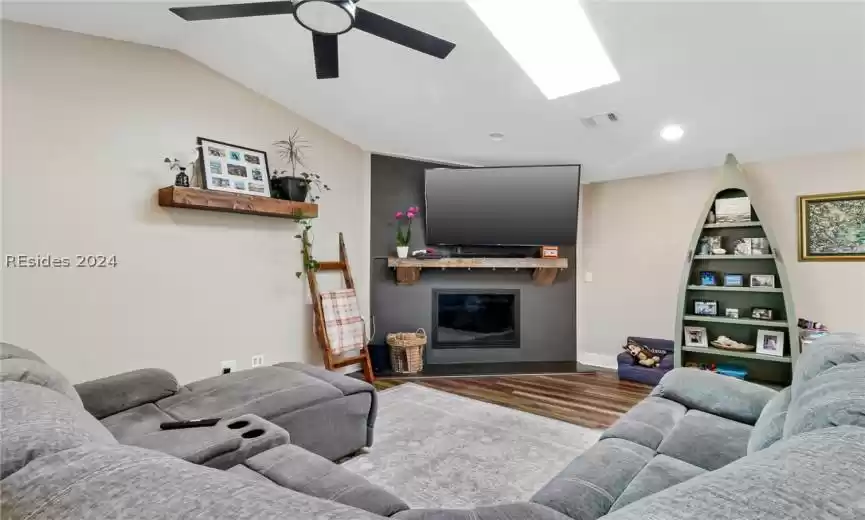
[661, 124, 685, 142]
[489, 132, 505, 141]
[467, 0, 620, 100]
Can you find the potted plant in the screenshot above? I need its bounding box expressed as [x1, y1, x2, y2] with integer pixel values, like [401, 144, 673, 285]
[272, 130, 313, 202]
[394, 206, 420, 258]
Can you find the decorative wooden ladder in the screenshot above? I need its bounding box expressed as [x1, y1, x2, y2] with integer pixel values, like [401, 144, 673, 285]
[305, 232, 375, 383]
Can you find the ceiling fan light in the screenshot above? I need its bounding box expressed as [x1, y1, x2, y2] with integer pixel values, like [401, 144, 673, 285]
[294, 0, 356, 35]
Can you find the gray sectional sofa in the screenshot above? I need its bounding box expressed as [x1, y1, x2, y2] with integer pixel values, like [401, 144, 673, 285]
[53, 347, 376, 461]
[2, 333, 865, 519]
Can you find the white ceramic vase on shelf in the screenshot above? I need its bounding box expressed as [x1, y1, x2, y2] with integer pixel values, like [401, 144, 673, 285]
[396, 246, 409, 259]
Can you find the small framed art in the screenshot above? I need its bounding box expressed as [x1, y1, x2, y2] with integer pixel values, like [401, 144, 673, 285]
[198, 137, 271, 197]
[725, 308, 739, 319]
[694, 300, 718, 316]
[684, 326, 708, 347]
[723, 273, 744, 287]
[751, 308, 774, 320]
[750, 274, 776, 288]
[699, 271, 718, 286]
[756, 329, 785, 357]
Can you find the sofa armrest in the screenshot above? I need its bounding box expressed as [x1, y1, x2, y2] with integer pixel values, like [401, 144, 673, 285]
[75, 369, 179, 419]
[125, 414, 290, 468]
[651, 368, 777, 425]
[241, 444, 409, 517]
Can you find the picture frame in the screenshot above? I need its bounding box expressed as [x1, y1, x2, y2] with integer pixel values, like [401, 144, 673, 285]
[756, 329, 785, 357]
[715, 196, 752, 223]
[198, 137, 272, 197]
[749, 274, 776, 288]
[699, 271, 718, 286]
[694, 300, 718, 316]
[751, 307, 774, 320]
[725, 308, 739, 319]
[798, 190, 865, 261]
[723, 273, 744, 287]
[749, 238, 771, 255]
[684, 326, 709, 347]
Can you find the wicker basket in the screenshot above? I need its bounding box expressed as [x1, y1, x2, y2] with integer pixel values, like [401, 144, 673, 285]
[387, 328, 426, 374]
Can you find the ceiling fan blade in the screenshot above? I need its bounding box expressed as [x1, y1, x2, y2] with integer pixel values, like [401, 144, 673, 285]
[313, 33, 339, 79]
[354, 8, 455, 59]
[170, 1, 294, 21]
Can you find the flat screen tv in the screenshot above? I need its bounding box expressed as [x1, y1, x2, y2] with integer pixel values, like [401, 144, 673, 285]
[425, 165, 581, 246]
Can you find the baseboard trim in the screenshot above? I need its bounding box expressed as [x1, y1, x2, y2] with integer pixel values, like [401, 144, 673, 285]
[577, 352, 618, 371]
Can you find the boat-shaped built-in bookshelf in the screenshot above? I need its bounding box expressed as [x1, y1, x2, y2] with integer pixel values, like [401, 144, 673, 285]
[674, 154, 798, 387]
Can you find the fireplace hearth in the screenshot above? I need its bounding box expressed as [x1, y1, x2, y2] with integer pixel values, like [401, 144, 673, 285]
[432, 290, 519, 349]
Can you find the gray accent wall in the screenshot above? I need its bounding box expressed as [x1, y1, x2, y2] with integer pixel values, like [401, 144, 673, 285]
[369, 154, 577, 364]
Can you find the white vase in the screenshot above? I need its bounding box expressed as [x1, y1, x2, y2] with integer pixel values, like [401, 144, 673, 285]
[397, 246, 409, 259]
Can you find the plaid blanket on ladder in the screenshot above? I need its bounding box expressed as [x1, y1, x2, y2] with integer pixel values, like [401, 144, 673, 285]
[319, 288, 365, 356]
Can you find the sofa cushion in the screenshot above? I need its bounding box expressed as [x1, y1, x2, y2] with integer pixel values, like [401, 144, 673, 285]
[599, 426, 865, 520]
[244, 444, 408, 517]
[1, 443, 386, 520]
[531, 438, 654, 520]
[392, 503, 573, 520]
[0, 357, 82, 405]
[784, 360, 865, 439]
[0, 381, 116, 479]
[656, 410, 751, 471]
[157, 366, 344, 420]
[791, 332, 865, 399]
[75, 368, 179, 419]
[0, 342, 46, 363]
[651, 368, 776, 425]
[601, 397, 686, 450]
[747, 386, 792, 453]
[99, 403, 176, 441]
[609, 454, 705, 512]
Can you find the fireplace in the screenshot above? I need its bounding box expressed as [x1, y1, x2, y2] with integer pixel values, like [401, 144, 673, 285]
[432, 290, 520, 349]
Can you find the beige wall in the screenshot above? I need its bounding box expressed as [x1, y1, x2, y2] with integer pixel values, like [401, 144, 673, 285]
[577, 149, 865, 367]
[1, 21, 370, 383]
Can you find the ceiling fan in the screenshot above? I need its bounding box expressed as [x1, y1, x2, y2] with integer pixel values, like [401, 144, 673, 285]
[169, 0, 456, 79]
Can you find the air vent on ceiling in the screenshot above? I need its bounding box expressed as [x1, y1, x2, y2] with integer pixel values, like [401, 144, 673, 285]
[581, 112, 620, 129]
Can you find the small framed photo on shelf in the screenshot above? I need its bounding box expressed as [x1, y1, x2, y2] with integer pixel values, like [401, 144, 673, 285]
[751, 308, 774, 320]
[694, 300, 718, 316]
[699, 271, 718, 286]
[756, 329, 785, 357]
[715, 196, 752, 223]
[725, 308, 740, 319]
[198, 137, 271, 197]
[749, 238, 771, 255]
[684, 326, 709, 347]
[732, 238, 752, 256]
[723, 273, 744, 287]
[750, 274, 776, 288]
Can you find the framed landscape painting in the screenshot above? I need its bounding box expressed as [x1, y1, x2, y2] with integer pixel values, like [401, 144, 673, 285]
[798, 190, 865, 261]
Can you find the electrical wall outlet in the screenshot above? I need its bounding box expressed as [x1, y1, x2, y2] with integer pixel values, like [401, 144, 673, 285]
[220, 360, 237, 374]
[251, 354, 264, 368]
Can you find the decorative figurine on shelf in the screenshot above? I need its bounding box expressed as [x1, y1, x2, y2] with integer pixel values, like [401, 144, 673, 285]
[698, 238, 711, 255]
[174, 166, 190, 187]
[707, 210, 716, 224]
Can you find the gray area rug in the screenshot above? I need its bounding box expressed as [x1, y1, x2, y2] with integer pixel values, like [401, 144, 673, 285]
[342, 383, 601, 508]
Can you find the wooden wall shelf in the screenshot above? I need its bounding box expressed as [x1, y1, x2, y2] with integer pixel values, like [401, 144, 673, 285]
[386, 257, 568, 286]
[158, 186, 318, 219]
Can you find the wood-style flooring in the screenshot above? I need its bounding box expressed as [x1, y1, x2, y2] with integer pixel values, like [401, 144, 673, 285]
[374, 371, 652, 430]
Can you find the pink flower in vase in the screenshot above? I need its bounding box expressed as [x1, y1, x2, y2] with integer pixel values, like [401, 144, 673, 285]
[395, 211, 404, 218]
[407, 212, 416, 220]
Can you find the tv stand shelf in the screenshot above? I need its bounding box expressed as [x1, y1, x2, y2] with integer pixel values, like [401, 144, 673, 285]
[386, 257, 568, 286]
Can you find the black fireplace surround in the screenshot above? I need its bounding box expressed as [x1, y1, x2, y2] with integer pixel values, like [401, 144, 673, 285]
[432, 289, 520, 349]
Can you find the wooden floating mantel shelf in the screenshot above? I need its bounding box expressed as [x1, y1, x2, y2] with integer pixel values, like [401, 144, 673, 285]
[158, 186, 318, 219]
[387, 257, 568, 286]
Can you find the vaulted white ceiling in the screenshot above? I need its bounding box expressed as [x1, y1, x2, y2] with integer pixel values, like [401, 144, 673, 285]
[4, 1, 865, 181]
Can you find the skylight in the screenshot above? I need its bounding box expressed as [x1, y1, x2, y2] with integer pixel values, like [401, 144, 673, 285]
[467, 0, 620, 99]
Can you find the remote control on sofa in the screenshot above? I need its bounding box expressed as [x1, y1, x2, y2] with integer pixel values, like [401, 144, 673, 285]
[160, 418, 221, 430]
